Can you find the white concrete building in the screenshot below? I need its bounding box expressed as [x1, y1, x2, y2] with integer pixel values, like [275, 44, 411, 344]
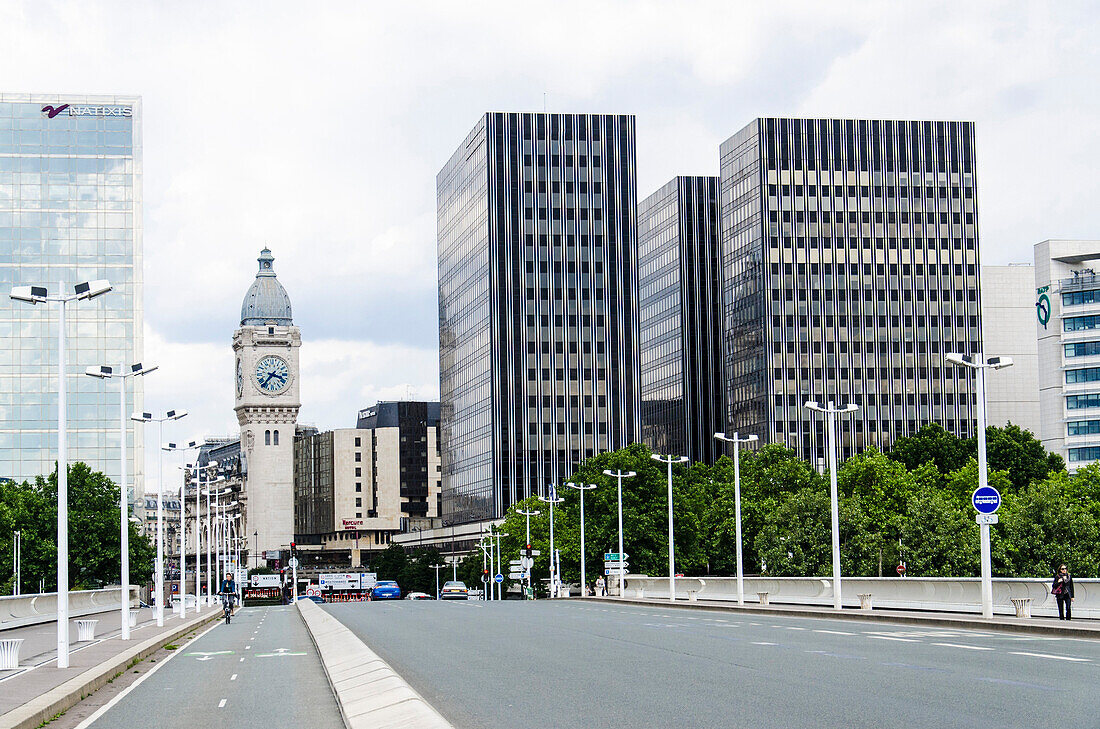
[980, 264, 1040, 433]
[1034, 240, 1100, 470]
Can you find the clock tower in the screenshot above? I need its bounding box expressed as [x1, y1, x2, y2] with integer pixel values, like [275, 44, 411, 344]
[233, 248, 301, 561]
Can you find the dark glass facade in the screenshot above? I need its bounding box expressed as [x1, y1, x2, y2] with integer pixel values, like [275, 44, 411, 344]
[719, 118, 982, 463]
[356, 400, 441, 519]
[438, 112, 641, 525]
[638, 176, 724, 464]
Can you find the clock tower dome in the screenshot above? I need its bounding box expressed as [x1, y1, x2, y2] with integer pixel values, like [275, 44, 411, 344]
[233, 248, 301, 561]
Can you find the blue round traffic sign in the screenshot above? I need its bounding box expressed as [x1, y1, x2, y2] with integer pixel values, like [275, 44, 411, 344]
[494, 573, 504, 583]
[972, 486, 1001, 514]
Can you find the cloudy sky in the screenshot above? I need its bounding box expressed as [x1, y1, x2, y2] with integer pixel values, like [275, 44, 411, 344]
[2, 1, 1096, 490]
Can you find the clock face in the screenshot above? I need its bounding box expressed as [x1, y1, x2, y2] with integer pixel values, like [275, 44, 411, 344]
[235, 358, 243, 398]
[254, 355, 290, 394]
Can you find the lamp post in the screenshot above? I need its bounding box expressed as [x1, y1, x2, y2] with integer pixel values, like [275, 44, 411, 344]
[11, 279, 112, 667]
[166, 441, 200, 617]
[537, 487, 564, 597]
[12, 530, 20, 596]
[85, 362, 157, 639]
[191, 463, 218, 606]
[602, 469, 635, 597]
[804, 400, 859, 610]
[430, 563, 446, 599]
[714, 432, 758, 606]
[651, 454, 689, 601]
[515, 507, 540, 598]
[566, 483, 597, 595]
[131, 410, 187, 627]
[203, 484, 229, 603]
[946, 352, 1013, 619]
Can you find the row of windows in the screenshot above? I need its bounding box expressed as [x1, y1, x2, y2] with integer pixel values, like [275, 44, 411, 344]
[1066, 367, 1100, 384]
[263, 429, 279, 446]
[1067, 420, 1100, 436]
[767, 183, 973, 199]
[1067, 394, 1100, 409]
[1063, 290, 1100, 307]
[1064, 315, 1100, 332]
[1068, 447, 1100, 463]
[1065, 341, 1100, 358]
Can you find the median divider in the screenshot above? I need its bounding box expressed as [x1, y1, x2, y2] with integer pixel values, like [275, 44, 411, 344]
[0, 607, 221, 729]
[296, 599, 454, 729]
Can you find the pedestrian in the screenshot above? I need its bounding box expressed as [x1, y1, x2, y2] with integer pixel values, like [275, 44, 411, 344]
[596, 575, 605, 596]
[1052, 564, 1074, 620]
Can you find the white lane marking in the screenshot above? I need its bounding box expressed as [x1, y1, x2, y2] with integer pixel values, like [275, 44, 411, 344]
[245, 645, 251, 650]
[239, 657, 245, 662]
[74, 620, 221, 729]
[933, 643, 993, 651]
[752, 641, 777, 646]
[869, 635, 920, 643]
[813, 629, 855, 636]
[218, 699, 227, 708]
[785, 627, 807, 631]
[230, 674, 238, 680]
[1010, 651, 1091, 663]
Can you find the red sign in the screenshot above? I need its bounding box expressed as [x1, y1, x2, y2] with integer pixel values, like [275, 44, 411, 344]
[896, 564, 907, 575]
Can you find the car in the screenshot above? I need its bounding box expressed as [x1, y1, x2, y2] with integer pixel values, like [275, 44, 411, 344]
[371, 581, 402, 600]
[296, 595, 325, 604]
[439, 581, 469, 600]
[406, 592, 433, 600]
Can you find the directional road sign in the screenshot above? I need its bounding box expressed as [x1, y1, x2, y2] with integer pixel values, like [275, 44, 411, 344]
[509, 559, 524, 567]
[604, 552, 629, 562]
[494, 573, 504, 583]
[604, 561, 629, 569]
[508, 572, 526, 580]
[605, 568, 626, 576]
[972, 486, 1001, 515]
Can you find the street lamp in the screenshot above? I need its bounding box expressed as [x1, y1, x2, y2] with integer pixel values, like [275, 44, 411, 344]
[11, 279, 112, 668]
[714, 432, 758, 606]
[188, 462, 219, 606]
[131, 410, 187, 626]
[86, 363, 157, 638]
[537, 486, 564, 597]
[202, 482, 229, 603]
[805, 400, 859, 610]
[166, 441, 200, 617]
[11, 530, 20, 596]
[651, 454, 689, 601]
[429, 563, 447, 599]
[515, 507, 540, 599]
[602, 468, 636, 597]
[946, 352, 1013, 619]
[566, 483, 597, 595]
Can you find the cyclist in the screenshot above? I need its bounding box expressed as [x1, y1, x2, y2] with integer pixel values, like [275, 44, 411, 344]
[219, 574, 238, 624]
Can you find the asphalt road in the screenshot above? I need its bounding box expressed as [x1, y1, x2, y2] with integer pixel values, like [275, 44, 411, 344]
[80, 606, 343, 728]
[324, 600, 1100, 729]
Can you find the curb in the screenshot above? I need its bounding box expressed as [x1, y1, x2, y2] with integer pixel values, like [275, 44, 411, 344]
[582, 597, 1100, 639]
[296, 599, 453, 729]
[0, 608, 222, 729]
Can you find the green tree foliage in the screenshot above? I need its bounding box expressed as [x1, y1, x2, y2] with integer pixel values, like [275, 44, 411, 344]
[0, 463, 154, 592]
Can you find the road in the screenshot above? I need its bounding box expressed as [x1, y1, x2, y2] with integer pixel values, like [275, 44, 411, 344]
[324, 600, 1100, 729]
[78, 606, 343, 728]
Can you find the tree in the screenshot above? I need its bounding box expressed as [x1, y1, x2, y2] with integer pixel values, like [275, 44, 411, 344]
[887, 424, 973, 475]
[997, 473, 1099, 578]
[985, 423, 1065, 491]
[755, 489, 831, 576]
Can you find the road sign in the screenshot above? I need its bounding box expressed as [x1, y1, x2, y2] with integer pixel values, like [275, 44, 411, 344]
[976, 513, 999, 525]
[972, 486, 1001, 514]
[509, 559, 524, 567]
[605, 568, 626, 576]
[508, 572, 526, 580]
[604, 552, 629, 562]
[896, 563, 906, 575]
[287, 557, 299, 568]
[521, 556, 533, 570]
[494, 573, 504, 583]
[604, 561, 628, 569]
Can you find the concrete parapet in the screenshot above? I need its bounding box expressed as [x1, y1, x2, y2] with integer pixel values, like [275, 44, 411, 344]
[0, 587, 140, 631]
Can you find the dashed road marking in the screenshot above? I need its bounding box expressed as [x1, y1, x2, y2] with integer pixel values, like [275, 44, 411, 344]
[218, 699, 227, 708]
[813, 629, 855, 636]
[230, 673, 237, 680]
[752, 641, 777, 646]
[1010, 651, 1090, 662]
[932, 642, 993, 651]
[869, 635, 920, 643]
[785, 627, 806, 631]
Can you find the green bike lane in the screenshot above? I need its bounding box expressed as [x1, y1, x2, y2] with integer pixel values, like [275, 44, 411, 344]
[77, 605, 343, 728]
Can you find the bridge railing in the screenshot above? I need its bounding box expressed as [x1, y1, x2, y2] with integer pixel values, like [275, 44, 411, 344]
[0, 587, 141, 631]
[619, 575, 1099, 619]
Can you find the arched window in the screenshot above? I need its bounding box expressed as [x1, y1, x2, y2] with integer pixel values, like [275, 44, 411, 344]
[273, 430, 280, 445]
[265, 430, 271, 446]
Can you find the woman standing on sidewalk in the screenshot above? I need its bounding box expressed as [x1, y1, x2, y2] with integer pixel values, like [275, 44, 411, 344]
[1052, 564, 1074, 620]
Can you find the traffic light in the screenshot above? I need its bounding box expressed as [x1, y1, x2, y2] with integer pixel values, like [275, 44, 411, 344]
[290, 542, 297, 557]
[525, 544, 533, 557]
[482, 568, 489, 583]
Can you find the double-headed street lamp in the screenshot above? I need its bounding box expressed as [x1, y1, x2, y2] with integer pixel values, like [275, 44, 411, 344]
[602, 468, 635, 597]
[651, 454, 689, 601]
[537, 487, 564, 597]
[11, 279, 112, 668]
[85, 362, 157, 640]
[946, 352, 1013, 619]
[714, 432, 758, 606]
[515, 507, 540, 598]
[566, 482, 597, 594]
[191, 463, 221, 605]
[805, 400, 859, 610]
[166, 441, 200, 617]
[203, 482, 230, 603]
[131, 410, 187, 626]
[429, 563, 447, 599]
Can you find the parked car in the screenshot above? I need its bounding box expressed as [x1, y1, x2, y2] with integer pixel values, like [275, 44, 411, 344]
[439, 581, 469, 600]
[406, 592, 433, 600]
[371, 580, 402, 600]
[296, 595, 325, 604]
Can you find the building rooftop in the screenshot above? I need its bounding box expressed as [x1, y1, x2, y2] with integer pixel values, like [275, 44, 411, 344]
[240, 248, 293, 326]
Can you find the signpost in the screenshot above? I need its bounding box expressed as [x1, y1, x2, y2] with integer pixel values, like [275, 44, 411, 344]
[494, 573, 504, 584]
[972, 485, 1001, 618]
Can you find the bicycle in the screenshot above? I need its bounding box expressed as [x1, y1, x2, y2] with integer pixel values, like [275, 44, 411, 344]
[220, 593, 234, 624]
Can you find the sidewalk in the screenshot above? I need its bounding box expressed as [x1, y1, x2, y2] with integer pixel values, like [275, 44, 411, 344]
[0, 605, 221, 729]
[586, 596, 1100, 639]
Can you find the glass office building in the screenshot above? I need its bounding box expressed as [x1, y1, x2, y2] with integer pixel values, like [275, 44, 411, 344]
[0, 94, 143, 495]
[438, 112, 641, 525]
[720, 118, 981, 464]
[638, 176, 724, 464]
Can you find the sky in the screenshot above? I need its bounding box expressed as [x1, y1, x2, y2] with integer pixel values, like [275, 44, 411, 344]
[1, 0, 1097, 491]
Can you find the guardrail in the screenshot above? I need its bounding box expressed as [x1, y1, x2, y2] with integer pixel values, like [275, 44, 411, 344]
[0, 587, 141, 630]
[620, 575, 1100, 619]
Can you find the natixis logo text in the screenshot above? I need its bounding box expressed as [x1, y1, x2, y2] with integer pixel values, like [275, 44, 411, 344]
[41, 104, 133, 118]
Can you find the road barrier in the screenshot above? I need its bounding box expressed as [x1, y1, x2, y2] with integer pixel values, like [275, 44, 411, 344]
[0, 587, 140, 630]
[621, 575, 1100, 619]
